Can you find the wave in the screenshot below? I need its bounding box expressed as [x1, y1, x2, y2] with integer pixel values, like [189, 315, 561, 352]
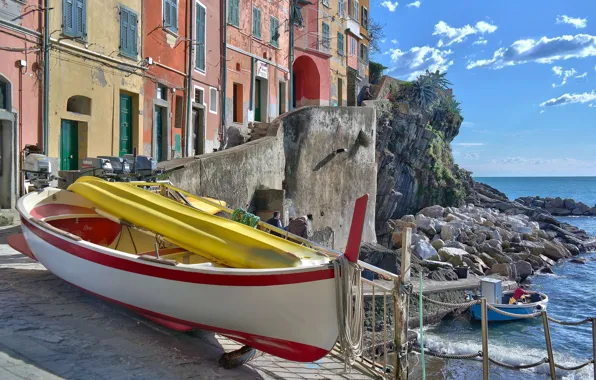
[421, 333, 593, 379]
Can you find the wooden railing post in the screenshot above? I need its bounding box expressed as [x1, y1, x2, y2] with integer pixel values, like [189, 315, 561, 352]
[481, 298, 489, 380]
[542, 312, 557, 379]
[592, 318, 596, 380]
[394, 227, 411, 380]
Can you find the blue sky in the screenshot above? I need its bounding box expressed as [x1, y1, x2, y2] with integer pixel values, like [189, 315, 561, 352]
[371, 0, 596, 177]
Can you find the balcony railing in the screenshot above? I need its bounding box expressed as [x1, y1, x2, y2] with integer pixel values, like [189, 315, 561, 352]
[346, 16, 361, 38]
[294, 31, 331, 55]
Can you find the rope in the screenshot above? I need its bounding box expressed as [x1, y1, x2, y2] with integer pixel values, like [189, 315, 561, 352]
[412, 294, 481, 309]
[412, 347, 482, 360]
[555, 359, 594, 371]
[488, 357, 548, 370]
[486, 304, 542, 319]
[231, 208, 260, 228]
[333, 255, 364, 372]
[548, 316, 592, 326]
[418, 275, 426, 380]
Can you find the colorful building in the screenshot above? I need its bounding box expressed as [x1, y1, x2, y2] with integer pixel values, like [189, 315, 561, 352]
[47, 0, 145, 171]
[345, 0, 369, 105]
[0, 1, 43, 208]
[225, 0, 290, 144]
[321, 0, 347, 106]
[142, 0, 221, 160]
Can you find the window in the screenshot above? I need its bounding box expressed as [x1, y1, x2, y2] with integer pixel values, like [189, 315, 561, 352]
[252, 7, 261, 39]
[119, 6, 138, 58]
[360, 43, 368, 63]
[157, 84, 168, 100]
[163, 0, 178, 33]
[66, 95, 91, 115]
[0, 81, 7, 110]
[175, 96, 183, 129]
[195, 2, 206, 72]
[322, 0, 329, 6]
[270, 16, 279, 48]
[338, 0, 345, 18]
[361, 6, 368, 28]
[209, 88, 218, 114]
[228, 0, 240, 27]
[233, 83, 243, 123]
[337, 32, 344, 56]
[322, 22, 330, 49]
[63, 0, 86, 38]
[350, 36, 356, 55]
[194, 87, 204, 104]
[353, 0, 359, 21]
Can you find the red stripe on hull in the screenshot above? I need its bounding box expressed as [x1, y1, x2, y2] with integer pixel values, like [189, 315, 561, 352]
[21, 218, 335, 286]
[65, 280, 331, 362]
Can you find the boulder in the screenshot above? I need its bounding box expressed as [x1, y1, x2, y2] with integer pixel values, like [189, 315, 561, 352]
[564, 244, 580, 256]
[540, 267, 554, 275]
[571, 258, 587, 264]
[445, 241, 467, 250]
[417, 205, 445, 219]
[411, 233, 429, 245]
[490, 263, 513, 279]
[479, 252, 497, 267]
[563, 198, 576, 210]
[489, 230, 502, 241]
[438, 247, 469, 262]
[441, 224, 461, 241]
[572, 207, 584, 215]
[464, 245, 477, 255]
[462, 257, 484, 275]
[413, 241, 438, 260]
[479, 242, 502, 256]
[421, 260, 453, 271]
[431, 239, 445, 251]
[493, 254, 514, 264]
[576, 202, 590, 213]
[428, 268, 458, 281]
[518, 241, 545, 256]
[543, 240, 572, 260]
[514, 261, 533, 281]
[539, 254, 556, 267]
[445, 214, 458, 222]
[415, 214, 437, 236]
[550, 197, 564, 208]
[401, 215, 416, 223]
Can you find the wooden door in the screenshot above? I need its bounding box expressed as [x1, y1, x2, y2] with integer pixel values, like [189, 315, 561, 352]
[60, 120, 78, 170]
[119, 94, 133, 157]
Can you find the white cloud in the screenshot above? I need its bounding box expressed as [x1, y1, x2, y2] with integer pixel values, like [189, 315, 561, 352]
[540, 110, 545, 114]
[380, 38, 387, 44]
[433, 20, 498, 47]
[381, 1, 398, 12]
[382, 51, 390, 55]
[589, 103, 595, 108]
[388, 46, 454, 80]
[391, 39, 398, 44]
[556, 15, 588, 29]
[406, 1, 420, 7]
[473, 37, 488, 46]
[540, 91, 596, 107]
[467, 34, 596, 69]
[551, 66, 587, 87]
[464, 153, 480, 160]
[461, 121, 475, 127]
[454, 143, 484, 147]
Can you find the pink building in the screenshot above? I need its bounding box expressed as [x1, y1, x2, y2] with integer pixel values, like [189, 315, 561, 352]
[0, 0, 43, 208]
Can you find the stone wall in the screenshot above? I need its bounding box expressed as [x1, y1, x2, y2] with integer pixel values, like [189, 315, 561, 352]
[165, 105, 378, 250]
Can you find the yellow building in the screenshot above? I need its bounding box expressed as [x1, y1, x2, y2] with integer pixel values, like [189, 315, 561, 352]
[319, 0, 348, 106]
[346, 0, 369, 105]
[48, 0, 144, 171]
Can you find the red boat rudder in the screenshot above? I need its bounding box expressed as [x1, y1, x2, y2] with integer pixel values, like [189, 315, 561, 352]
[344, 194, 368, 263]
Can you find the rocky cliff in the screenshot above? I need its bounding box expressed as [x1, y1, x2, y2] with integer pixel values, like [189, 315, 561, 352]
[372, 86, 473, 246]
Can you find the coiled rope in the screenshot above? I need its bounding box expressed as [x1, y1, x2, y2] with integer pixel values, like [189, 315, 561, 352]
[548, 316, 592, 326]
[333, 255, 364, 371]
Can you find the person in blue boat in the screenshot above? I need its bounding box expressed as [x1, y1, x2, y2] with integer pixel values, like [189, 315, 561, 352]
[509, 287, 530, 304]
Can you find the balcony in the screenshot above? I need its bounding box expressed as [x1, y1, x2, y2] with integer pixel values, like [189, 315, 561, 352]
[294, 31, 332, 56]
[358, 59, 367, 79]
[346, 16, 361, 38]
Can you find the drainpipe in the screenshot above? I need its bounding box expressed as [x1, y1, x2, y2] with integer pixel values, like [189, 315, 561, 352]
[43, 0, 49, 154]
[288, 0, 294, 111]
[185, 1, 195, 156]
[250, 58, 255, 112]
[220, 0, 227, 149]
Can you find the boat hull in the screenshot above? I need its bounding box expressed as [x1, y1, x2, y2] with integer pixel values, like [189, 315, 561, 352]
[470, 301, 548, 322]
[20, 217, 339, 362]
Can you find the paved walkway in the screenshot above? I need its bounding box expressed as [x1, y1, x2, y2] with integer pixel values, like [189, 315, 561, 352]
[0, 225, 372, 380]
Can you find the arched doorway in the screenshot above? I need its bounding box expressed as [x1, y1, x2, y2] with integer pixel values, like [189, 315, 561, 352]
[293, 55, 321, 108]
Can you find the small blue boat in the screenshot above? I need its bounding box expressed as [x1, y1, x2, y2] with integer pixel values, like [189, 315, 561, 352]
[469, 278, 548, 322]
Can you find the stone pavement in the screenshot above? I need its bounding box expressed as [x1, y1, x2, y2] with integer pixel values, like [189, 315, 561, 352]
[0, 225, 372, 380]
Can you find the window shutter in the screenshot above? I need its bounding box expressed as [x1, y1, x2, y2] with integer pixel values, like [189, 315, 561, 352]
[164, 0, 171, 26]
[354, 0, 359, 20]
[171, 0, 178, 32]
[253, 7, 261, 38]
[120, 9, 128, 52]
[257, 9, 262, 38]
[196, 4, 205, 71]
[337, 32, 344, 55]
[130, 12, 138, 55]
[270, 17, 278, 47]
[322, 23, 329, 48]
[229, 0, 239, 26]
[64, 0, 74, 35]
[75, 0, 85, 36]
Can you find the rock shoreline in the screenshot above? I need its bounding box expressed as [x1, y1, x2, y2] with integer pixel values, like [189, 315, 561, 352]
[516, 195, 596, 217]
[362, 181, 596, 283]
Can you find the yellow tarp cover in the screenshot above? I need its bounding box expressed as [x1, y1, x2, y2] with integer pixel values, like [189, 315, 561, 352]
[68, 177, 323, 268]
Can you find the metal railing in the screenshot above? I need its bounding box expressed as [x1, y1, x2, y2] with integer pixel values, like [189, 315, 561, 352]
[294, 31, 331, 55]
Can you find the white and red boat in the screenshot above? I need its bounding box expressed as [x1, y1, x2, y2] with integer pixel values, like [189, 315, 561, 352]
[9, 183, 369, 363]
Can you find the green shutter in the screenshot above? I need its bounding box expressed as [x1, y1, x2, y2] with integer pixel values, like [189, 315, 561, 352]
[196, 4, 206, 71]
[253, 7, 261, 38]
[322, 23, 329, 48]
[337, 32, 344, 55]
[120, 9, 128, 52]
[63, 0, 74, 36]
[164, 0, 171, 26]
[130, 12, 138, 55]
[171, 0, 178, 32]
[164, 0, 177, 32]
[228, 0, 240, 26]
[270, 17, 279, 47]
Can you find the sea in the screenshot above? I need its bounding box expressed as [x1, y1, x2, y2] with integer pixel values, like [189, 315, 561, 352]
[418, 177, 596, 379]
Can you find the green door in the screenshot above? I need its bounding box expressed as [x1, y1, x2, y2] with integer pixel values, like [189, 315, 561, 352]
[119, 94, 133, 157]
[60, 120, 78, 170]
[255, 79, 262, 122]
[155, 107, 163, 162]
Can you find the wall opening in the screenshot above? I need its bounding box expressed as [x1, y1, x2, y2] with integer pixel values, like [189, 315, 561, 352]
[254, 78, 267, 122]
[233, 83, 243, 123]
[66, 95, 91, 115]
[0, 120, 13, 208]
[278, 81, 286, 115]
[293, 55, 321, 107]
[0, 77, 9, 110]
[338, 78, 343, 106]
[192, 106, 205, 155]
[154, 105, 168, 162]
